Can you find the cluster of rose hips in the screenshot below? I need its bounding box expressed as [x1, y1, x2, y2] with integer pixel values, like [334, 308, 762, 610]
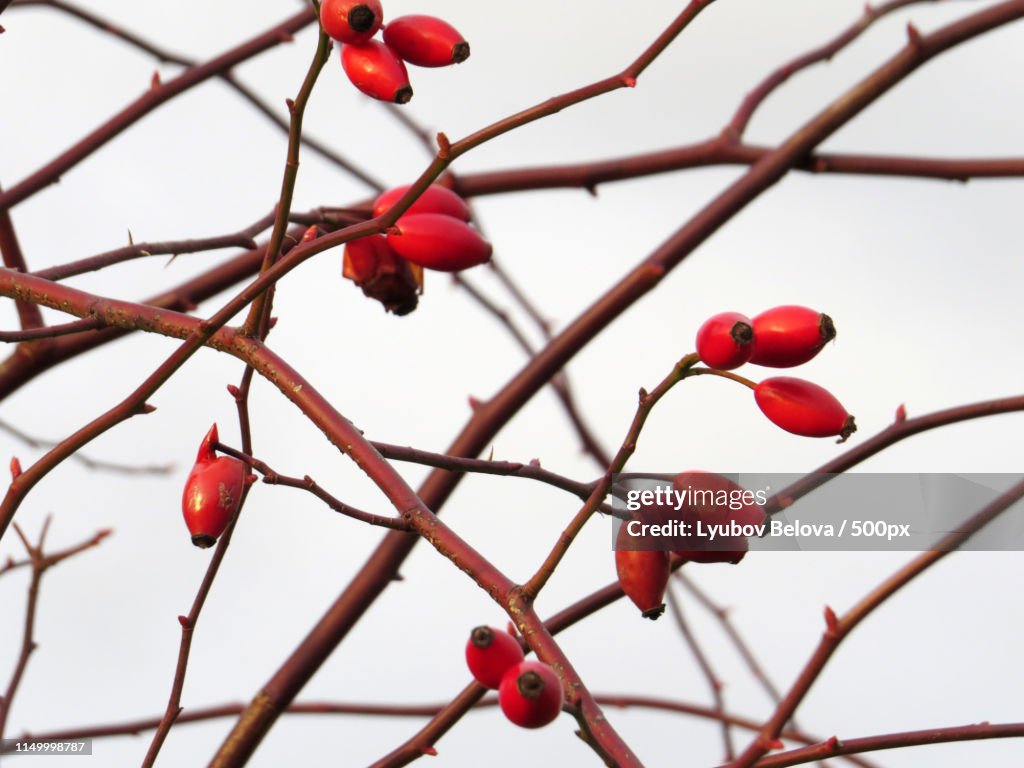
[181, 424, 251, 548]
[696, 305, 856, 442]
[321, 0, 470, 103]
[343, 183, 491, 314]
[465, 626, 563, 729]
[615, 471, 765, 619]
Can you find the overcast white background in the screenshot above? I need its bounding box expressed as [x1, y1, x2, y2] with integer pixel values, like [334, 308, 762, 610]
[1, 1, 1022, 766]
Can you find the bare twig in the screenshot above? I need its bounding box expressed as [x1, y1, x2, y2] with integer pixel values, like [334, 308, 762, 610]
[665, 586, 734, 760]
[730, 477, 1024, 767]
[0, 522, 110, 740]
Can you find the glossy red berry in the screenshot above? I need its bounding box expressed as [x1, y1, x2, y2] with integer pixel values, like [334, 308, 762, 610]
[671, 471, 766, 564]
[465, 626, 525, 689]
[614, 522, 669, 619]
[343, 234, 421, 315]
[387, 213, 492, 272]
[696, 311, 754, 370]
[182, 424, 248, 548]
[373, 184, 471, 221]
[498, 661, 563, 729]
[341, 41, 413, 104]
[320, 0, 383, 44]
[750, 305, 836, 367]
[754, 377, 856, 441]
[383, 15, 470, 67]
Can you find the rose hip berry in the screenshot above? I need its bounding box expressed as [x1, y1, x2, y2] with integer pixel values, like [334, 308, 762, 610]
[754, 377, 856, 441]
[341, 40, 413, 103]
[465, 626, 525, 689]
[498, 661, 563, 729]
[182, 424, 248, 548]
[614, 520, 670, 619]
[750, 305, 836, 367]
[343, 234, 421, 315]
[320, 0, 383, 44]
[696, 311, 754, 370]
[373, 184, 471, 221]
[671, 471, 766, 564]
[387, 213, 492, 272]
[383, 15, 471, 67]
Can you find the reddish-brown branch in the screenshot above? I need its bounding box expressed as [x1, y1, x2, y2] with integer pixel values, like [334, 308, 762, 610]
[0, 522, 110, 740]
[675, 572, 784, 705]
[730, 476, 1024, 768]
[665, 586, 734, 760]
[734, 722, 1024, 768]
[370, 441, 604, 507]
[214, 442, 412, 531]
[0, 7, 317, 211]
[32, 213, 273, 282]
[0, 416, 174, 476]
[764, 394, 1024, 515]
[521, 355, 699, 600]
[454, 142, 1024, 198]
[724, 0, 952, 140]
[140, 470, 255, 768]
[0, 183, 43, 330]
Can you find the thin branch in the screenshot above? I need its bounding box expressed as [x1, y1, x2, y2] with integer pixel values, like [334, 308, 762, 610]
[724, 0, 956, 140]
[0, 6, 318, 211]
[8, 0, 383, 189]
[214, 442, 411, 531]
[0, 182, 44, 329]
[0, 417, 174, 476]
[454, 141, 1024, 198]
[675, 572, 784, 705]
[732, 722, 1024, 768]
[521, 354, 700, 601]
[32, 213, 273, 282]
[0, 522, 110, 740]
[665, 586, 734, 760]
[0, 318, 102, 342]
[370, 440, 606, 509]
[730, 476, 1024, 767]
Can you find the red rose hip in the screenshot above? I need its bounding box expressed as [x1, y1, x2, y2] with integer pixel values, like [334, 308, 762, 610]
[341, 40, 413, 104]
[696, 311, 754, 370]
[671, 471, 766, 564]
[373, 184, 471, 221]
[465, 626, 525, 689]
[383, 15, 471, 67]
[750, 305, 836, 367]
[754, 377, 856, 441]
[498, 661, 563, 729]
[614, 544, 669, 619]
[182, 424, 248, 548]
[320, 0, 383, 44]
[387, 213, 492, 272]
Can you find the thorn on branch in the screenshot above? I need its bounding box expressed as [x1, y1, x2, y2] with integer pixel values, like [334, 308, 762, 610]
[286, 98, 296, 114]
[906, 22, 923, 48]
[10, 456, 22, 481]
[140, 403, 158, 415]
[436, 132, 451, 159]
[826, 735, 842, 751]
[894, 403, 907, 423]
[823, 605, 839, 637]
[150, 70, 161, 90]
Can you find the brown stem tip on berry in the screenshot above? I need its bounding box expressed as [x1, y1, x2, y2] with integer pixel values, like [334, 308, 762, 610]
[348, 5, 378, 34]
[642, 603, 666, 621]
[452, 42, 471, 64]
